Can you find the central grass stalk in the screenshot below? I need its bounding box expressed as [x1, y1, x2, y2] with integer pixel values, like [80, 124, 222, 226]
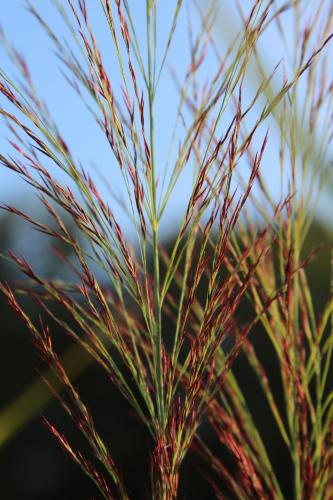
[147, 0, 164, 428]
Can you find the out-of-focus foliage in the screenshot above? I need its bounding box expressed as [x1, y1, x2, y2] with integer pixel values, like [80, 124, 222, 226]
[0, 214, 332, 499]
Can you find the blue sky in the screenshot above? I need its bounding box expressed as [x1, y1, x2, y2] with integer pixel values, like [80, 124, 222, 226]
[0, 1, 198, 235]
[0, 1, 331, 238]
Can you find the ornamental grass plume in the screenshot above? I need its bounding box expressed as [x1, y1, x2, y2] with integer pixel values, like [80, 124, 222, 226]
[1, 0, 333, 498]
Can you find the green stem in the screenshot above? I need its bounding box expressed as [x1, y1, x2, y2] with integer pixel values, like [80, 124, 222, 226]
[147, 0, 164, 428]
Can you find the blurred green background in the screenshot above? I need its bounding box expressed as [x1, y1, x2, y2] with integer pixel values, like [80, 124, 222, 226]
[0, 211, 332, 499]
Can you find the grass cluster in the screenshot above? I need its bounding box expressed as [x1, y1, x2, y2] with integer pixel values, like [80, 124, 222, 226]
[1, 1, 333, 498]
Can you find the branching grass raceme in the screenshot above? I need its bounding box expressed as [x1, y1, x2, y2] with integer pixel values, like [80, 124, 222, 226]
[1, 0, 333, 498]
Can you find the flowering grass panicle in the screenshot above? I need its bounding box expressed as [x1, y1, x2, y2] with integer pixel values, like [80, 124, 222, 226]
[1, 0, 333, 498]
